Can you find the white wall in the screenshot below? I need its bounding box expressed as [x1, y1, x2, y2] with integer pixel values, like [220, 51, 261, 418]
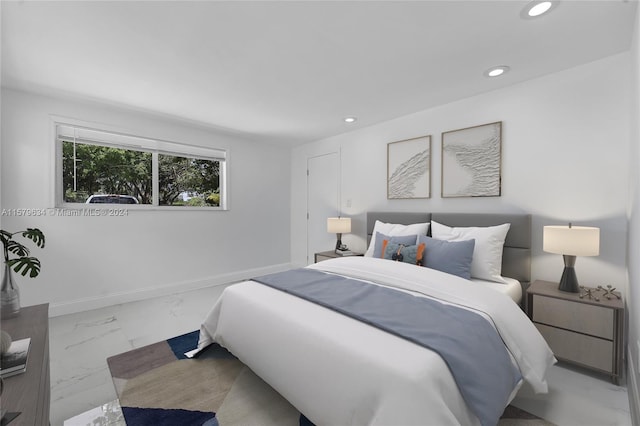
[292, 53, 630, 294]
[1, 88, 291, 316]
[0, 3, 3, 228]
[626, 4, 640, 423]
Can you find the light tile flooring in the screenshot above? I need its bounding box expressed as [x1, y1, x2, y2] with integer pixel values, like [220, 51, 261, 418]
[51, 284, 232, 426]
[51, 284, 633, 426]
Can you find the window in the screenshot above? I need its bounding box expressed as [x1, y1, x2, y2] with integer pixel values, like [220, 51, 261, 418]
[55, 123, 227, 209]
[62, 141, 152, 204]
[158, 154, 221, 207]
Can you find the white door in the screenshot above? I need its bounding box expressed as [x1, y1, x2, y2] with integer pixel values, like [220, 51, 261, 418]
[307, 152, 339, 264]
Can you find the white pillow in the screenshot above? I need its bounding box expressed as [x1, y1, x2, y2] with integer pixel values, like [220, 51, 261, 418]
[430, 220, 510, 283]
[365, 220, 430, 257]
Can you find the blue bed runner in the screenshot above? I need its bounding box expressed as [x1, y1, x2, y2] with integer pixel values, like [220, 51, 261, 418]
[253, 268, 522, 426]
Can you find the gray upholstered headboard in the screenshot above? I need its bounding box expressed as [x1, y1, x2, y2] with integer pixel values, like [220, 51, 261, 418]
[366, 212, 531, 285]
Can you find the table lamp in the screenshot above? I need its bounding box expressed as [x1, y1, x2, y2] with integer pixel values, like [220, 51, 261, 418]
[543, 223, 600, 293]
[327, 217, 351, 253]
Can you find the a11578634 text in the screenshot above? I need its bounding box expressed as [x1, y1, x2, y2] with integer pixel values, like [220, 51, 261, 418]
[1, 208, 129, 217]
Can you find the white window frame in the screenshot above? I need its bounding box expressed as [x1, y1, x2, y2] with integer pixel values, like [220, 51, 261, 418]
[53, 119, 228, 211]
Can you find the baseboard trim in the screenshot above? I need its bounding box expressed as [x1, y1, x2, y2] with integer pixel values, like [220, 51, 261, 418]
[48, 263, 293, 317]
[628, 346, 640, 426]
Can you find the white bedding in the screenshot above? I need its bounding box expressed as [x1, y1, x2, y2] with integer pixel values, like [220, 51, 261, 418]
[198, 257, 554, 426]
[472, 276, 522, 303]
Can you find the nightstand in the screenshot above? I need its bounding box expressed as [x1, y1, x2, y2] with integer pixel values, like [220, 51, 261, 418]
[314, 250, 363, 263]
[527, 280, 624, 384]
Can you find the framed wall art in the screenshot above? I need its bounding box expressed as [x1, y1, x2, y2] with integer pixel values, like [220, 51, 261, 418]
[387, 135, 431, 199]
[441, 121, 502, 198]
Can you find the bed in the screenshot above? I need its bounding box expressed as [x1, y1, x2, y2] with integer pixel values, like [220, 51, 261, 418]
[196, 212, 555, 426]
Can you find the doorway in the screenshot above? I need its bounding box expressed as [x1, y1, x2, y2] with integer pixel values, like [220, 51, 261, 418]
[306, 152, 339, 264]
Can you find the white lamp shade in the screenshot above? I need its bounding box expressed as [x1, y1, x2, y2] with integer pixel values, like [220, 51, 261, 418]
[327, 217, 351, 234]
[543, 225, 600, 256]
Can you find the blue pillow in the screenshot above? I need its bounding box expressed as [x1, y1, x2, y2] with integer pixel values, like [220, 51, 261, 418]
[417, 235, 475, 279]
[372, 232, 417, 258]
[382, 242, 426, 266]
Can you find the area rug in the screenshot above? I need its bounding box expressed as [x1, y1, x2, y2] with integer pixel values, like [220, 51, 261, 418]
[107, 331, 554, 426]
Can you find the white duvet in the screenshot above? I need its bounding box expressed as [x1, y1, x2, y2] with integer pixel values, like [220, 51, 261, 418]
[198, 257, 555, 426]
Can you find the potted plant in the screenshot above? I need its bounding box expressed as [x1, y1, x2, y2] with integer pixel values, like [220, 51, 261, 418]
[1, 228, 45, 318]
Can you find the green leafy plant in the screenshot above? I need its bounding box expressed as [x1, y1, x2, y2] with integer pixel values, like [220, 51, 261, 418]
[0, 228, 46, 278]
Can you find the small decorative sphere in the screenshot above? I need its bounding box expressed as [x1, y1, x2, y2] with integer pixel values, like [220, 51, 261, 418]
[0, 330, 12, 354]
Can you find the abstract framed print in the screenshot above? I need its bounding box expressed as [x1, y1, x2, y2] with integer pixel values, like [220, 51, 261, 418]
[387, 135, 431, 199]
[441, 121, 502, 198]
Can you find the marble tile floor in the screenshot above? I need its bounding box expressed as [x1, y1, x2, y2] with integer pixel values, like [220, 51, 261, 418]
[51, 284, 633, 426]
[51, 284, 232, 426]
[512, 363, 632, 426]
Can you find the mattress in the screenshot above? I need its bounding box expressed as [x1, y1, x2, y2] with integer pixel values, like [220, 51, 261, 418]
[197, 257, 554, 425]
[472, 276, 522, 303]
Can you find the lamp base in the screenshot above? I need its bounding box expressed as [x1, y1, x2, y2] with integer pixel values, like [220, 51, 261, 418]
[558, 255, 580, 293]
[558, 267, 580, 293]
[335, 233, 342, 254]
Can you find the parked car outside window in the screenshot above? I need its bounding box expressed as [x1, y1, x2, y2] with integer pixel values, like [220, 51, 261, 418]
[85, 195, 139, 204]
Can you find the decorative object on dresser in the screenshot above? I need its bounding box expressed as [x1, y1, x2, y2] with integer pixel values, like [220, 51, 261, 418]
[327, 217, 352, 255]
[387, 135, 431, 199]
[441, 121, 502, 198]
[1, 330, 12, 354]
[0, 337, 31, 378]
[1, 304, 50, 425]
[1, 228, 46, 318]
[543, 224, 600, 293]
[527, 280, 623, 384]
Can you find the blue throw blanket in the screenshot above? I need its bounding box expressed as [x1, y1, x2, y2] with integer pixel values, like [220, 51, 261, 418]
[253, 268, 522, 426]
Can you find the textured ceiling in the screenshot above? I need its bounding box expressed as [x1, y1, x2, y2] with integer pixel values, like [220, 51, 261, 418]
[1, 1, 637, 145]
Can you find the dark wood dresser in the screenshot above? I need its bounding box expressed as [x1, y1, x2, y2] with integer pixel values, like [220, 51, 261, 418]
[2, 303, 50, 425]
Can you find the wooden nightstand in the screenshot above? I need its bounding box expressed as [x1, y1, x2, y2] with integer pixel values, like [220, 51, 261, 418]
[314, 250, 363, 263]
[527, 280, 624, 384]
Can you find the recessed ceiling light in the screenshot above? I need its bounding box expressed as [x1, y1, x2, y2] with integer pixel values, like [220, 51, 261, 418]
[521, 1, 557, 19]
[484, 66, 510, 78]
[344, 117, 357, 123]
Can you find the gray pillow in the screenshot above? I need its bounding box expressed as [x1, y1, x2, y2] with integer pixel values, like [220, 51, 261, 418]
[373, 232, 417, 258]
[417, 235, 475, 280]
